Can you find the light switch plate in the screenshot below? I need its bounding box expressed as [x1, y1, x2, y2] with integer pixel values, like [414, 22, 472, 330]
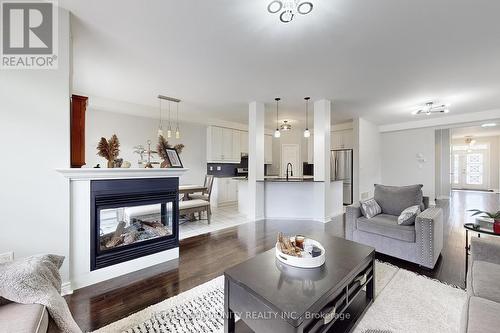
[0, 252, 13, 264]
[217, 166, 221, 171]
[209, 166, 213, 171]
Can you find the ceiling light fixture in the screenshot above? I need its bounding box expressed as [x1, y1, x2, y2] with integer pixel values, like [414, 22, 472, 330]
[412, 102, 450, 116]
[274, 98, 281, 138]
[158, 95, 182, 139]
[481, 123, 497, 128]
[280, 120, 292, 131]
[267, 0, 313, 23]
[303, 96, 311, 138]
[157, 98, 164, 137]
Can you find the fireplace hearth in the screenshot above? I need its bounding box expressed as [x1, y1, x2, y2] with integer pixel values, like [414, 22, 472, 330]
[90, 178, 179, 270]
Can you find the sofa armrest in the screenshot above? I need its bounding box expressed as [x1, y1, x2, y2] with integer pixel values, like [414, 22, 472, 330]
[346, 205, 362, 240]
[415, 207, 443, 268]
[471, 237, 500, 266]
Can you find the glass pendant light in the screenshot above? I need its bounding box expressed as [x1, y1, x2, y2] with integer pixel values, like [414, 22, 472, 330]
[157, 98, 164, 137]
[175, 102, 180, 139]
[303, 97, 311, 138]
[274, 97, 281, 138]
[167, 101, 172, 138]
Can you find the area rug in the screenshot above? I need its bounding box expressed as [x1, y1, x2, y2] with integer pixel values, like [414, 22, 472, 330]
[92, 261, 466, 333]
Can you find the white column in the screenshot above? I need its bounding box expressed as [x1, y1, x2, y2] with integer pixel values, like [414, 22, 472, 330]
[248, 102, 265, 221]
[313, 99, 332, 222]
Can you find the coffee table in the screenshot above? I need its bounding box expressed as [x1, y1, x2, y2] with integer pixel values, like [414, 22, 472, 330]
[224, 235, 375, 333]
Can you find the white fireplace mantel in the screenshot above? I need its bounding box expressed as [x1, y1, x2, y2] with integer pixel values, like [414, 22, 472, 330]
[57, 167, 188, 292]
[57, 167, 189, 180]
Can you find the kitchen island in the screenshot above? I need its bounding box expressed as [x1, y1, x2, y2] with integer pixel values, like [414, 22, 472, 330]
[235, 177, 344, 222]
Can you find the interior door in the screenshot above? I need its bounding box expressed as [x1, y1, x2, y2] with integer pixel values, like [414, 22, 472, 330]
[281, 144, 301, 177]
[452, 149, 489, 190]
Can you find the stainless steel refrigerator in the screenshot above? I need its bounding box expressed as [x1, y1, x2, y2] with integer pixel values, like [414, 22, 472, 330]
[331, 149, 353, 205]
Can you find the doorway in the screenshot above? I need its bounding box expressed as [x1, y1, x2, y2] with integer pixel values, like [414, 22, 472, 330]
[451, 144, 490, 191]
[280, 144, 301, 178]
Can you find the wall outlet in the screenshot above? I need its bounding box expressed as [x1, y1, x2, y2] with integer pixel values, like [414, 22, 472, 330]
[0, 252, 14, 264]
[209, 166, 213, 171]
[217, 166, 221, 171]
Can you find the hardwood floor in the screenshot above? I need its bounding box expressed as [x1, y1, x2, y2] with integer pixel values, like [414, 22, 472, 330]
[66, 190, 500, 332]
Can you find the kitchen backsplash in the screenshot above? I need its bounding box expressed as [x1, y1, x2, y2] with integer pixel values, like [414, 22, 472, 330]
[207, 163, 241, 177]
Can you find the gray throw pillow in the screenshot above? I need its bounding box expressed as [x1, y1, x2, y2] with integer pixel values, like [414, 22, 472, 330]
[398, 205, 421, 226]
[360, 198, 382, 219]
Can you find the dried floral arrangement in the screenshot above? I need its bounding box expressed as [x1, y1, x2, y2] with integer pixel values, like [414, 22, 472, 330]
[97, 134, 120, 168]
[157, 135, 185, 168]
[277, 232, 302, 257]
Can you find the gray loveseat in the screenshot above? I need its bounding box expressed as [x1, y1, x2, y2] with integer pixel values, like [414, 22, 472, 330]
[461, 237, 500, 333]
[346, 184, 443, 269]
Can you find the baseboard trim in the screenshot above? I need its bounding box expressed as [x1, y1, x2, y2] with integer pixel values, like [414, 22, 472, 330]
[61, 282, 73, 296]
[436, 195, 451, 200]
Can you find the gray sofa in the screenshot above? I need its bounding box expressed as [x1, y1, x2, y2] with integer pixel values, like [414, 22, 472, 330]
[461, 237, 500, 333]
[346, 184, 443, 269]
[0, 302, 50, 333]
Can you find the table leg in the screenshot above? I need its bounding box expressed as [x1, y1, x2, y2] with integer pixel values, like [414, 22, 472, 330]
[224, 277, 235, 333]
[465, 229, 469, 286]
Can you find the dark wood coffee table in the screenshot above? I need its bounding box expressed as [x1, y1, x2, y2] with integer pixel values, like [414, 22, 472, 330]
[224, 235, 375, 333]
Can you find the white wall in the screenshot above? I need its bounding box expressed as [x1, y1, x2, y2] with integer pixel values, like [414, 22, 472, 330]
[357, 118, 381, 200]
[435, 129, 451, 199]
[381, 127, 436, 200]
[86, 109, 206, 185]
[0, 10, 71, 280]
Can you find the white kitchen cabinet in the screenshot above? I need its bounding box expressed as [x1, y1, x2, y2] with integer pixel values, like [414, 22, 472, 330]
[232, 130, 241, 160]
[207, 126, 241, 163]
[212, 177, 238, 207]
[265, 134, 273, 164]
[240, 131, 249, 154]
[331, 129, 354, 150]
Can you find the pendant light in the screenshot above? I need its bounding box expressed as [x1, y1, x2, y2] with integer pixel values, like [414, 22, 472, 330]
[303, 97, 311, 138]
[167, 101, 172, 138]
[274, 97, 281, 138]
[157, 98, 164, 137]
[175, 102, 181, 139]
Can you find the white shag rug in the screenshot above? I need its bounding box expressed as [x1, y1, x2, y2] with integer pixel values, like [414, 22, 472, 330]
[92, 261, 466, 333]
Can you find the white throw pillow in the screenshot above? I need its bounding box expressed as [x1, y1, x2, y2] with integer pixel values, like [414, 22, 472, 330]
[360, 198, 382, 219]
[398, 205, 421, 226]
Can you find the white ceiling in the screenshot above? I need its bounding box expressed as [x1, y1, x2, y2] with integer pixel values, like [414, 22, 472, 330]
[452, 122, 500, 139]
[61, 0, 500, 127]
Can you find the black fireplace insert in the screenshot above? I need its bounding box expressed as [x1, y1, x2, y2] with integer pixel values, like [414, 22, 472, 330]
[90, 178, 179, 270]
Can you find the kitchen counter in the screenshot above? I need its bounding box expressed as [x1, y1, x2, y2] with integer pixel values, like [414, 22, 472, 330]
[262, 176, 314, 182]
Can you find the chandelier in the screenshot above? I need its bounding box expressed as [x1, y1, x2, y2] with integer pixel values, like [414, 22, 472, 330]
[412, 102, 450, 116]
[267, 0, 313, 23]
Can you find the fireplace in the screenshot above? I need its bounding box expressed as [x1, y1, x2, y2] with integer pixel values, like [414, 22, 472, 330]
[90, 178, 179, 270]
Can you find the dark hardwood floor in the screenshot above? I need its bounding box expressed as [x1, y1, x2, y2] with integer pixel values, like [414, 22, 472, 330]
[66, 190, 500, 332]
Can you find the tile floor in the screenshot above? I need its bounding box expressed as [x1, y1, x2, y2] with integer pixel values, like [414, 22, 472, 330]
[179, 203, 251, 240]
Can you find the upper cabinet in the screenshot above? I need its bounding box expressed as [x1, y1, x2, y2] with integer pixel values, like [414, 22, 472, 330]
[240, 131, 249, 154]
[207, 126, 242, 163]
[265, 134, 273, 164]
[332, 129, 354, 150]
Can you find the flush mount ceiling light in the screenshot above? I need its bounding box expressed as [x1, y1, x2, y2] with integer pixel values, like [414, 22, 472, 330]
[267, 0, 313, 23]
[481, 123, 497, 128]
[280, 120, 292, 131]
[412, 102, 450, 115]
[274, 98, 281, 138]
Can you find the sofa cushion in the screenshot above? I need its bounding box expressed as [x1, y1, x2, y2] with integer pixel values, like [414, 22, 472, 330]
[398, 205, 421, 226]
[461, 296, 500, 333]
[0, 303, 49, 333]
[374, 184, 424, 216]
[356, 214, 416, 242]
[468, 260, 500, 303]
[360, 198, 382, 219]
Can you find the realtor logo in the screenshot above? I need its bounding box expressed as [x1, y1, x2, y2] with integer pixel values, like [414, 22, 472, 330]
[1, 1, 58, 69]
